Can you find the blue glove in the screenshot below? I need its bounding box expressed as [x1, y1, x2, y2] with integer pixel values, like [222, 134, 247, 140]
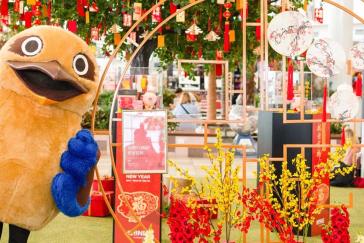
[51, 129, 99, 217]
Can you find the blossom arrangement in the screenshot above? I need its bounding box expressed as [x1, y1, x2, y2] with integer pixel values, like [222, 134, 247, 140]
[167, 130, 354, 242]
[321, 206, 350, 243]
[258, 144, 354, 242]
[168, 129, 241, 242]
[167, 196, 221, 242]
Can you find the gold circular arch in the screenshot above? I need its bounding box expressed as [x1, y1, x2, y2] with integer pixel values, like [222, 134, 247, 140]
[90, 1, 205, 242]
[323, 0, 364, 24]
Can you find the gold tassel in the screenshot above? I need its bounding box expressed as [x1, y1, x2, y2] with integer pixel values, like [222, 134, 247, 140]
[157, 35, 165, 48]
[303, 0, 308, 11]
[114, 33, 121, 46]
[85, 11, 90, 24]
[27, 0, 36, 5]
[236, 0, 243, 10]
[229, 30, 235, 42]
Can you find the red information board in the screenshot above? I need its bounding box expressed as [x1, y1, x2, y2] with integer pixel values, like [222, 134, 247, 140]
[311, 114, 330, 236]
[114, 114, 161, 242]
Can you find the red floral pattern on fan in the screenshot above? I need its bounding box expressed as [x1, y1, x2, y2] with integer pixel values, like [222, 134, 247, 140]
[117, 191, 159, 223]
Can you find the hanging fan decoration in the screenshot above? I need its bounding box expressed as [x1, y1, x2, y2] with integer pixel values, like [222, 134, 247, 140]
[350, 43, 364, 71]
[109, 24, 122, 34]
[328, 84, 360, 121]
[306, 38, 346, 78]
[267, 11, 313, 58]
[204, 30, 220, 41]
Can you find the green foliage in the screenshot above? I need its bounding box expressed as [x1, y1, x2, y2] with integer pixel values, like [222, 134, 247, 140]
[5, 0, 303, 105]
[81, 91, 114, 130]
[162, 87, 176, 108]
[331, 122, 343, 135]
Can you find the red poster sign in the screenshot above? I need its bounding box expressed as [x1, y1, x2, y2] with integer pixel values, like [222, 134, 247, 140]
[311, 114, 330, 236]
[114, 113, 161, 242]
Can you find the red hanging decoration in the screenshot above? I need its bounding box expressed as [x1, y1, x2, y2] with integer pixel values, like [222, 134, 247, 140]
[216, 50, 223, 77]
[24, 11, 33, 28]
[287, 60, 294, 101]
[170, 2, 177, 14]
[341, 126, 346, 145]
[314, 3, 324, 24]
[223, 21, 230, 53]
[77, 0, 85, 17]
[223, 2, 232, 53]
[67, 20, 78, 33]
[356, 73, 362, 97]
[1, 0, 9, 17]
[47, 0, 52, 19]
[14, 0, 20, 12]
[255, 18, 261, 41]
[198, 46, 203, 59]
[217, 5, 223, 35]
[322, 83, 327, 122]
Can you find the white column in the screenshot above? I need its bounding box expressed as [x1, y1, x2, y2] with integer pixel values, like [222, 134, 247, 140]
[325, 0, 353, 89]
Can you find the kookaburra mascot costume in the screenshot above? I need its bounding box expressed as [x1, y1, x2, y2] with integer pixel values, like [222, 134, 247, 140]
[0, 26, 100, 242]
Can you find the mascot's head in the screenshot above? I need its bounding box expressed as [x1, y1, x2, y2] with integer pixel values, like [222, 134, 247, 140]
[0, 26, 99, 115]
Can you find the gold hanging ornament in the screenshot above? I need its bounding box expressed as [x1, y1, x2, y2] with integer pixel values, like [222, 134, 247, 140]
[157, 35, 165, 48]
[114, 33, 121, 46]
[133, 3, 142, 21]
[27, 0, 36, 5]
[229, 30, 235, 42]
[85, 11, 90, 24]
[176, 9, 185, 22]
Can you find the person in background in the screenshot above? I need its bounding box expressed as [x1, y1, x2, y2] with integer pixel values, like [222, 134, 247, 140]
[330, 128, 360, 187]
[172, 92, 201, 131]
[171, 88, 183, 108]
[342, 128, 360, 166]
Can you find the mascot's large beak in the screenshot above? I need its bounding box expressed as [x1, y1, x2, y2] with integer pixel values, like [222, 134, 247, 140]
[7, 61, 88, 103]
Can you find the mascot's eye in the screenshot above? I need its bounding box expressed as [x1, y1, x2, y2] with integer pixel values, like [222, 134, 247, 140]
[73, 54, 89, 76]
[21, 36, 43, 56]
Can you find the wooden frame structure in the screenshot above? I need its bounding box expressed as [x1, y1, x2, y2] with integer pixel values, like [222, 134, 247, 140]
[89, 0, 363, 242]
[177, 59, 230, 119]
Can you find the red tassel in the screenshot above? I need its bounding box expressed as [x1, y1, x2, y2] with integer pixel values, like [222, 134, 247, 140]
[170, 2, 177, 14]
[47, 0, 52, 19]
[322, 83, 327, 122]
[255, 18, 261, 41]
[198, 47, 202, 59]
[287, 60, 294, 101]
[77, 0, 85, 17]
[217, 5, 222, 35]
[341, 126, 346, 145]
[216, 50, 223, 76]
[24, 11, 33, 28]
[1, 0, 9, 17]
[223, 21, 230, 53]
[356, 73, 362, 97]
